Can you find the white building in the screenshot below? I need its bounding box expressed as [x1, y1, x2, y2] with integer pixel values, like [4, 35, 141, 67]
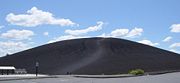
[0, 66, 15, 75]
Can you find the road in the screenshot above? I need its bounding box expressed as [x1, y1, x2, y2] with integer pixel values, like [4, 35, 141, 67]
[1, 72, 180, 83]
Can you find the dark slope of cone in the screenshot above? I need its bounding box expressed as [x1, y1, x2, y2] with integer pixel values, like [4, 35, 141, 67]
[0, 37, 180, 75]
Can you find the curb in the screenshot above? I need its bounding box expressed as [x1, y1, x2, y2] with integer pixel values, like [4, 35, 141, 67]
[72, 75, 142, 78]
[0, 76, 57, 81]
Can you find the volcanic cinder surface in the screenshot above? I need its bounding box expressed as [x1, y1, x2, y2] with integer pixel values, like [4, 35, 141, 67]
[0, 37, 180, 75]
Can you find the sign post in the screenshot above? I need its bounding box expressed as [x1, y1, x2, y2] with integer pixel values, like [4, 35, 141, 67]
[36, 62, 39, 77]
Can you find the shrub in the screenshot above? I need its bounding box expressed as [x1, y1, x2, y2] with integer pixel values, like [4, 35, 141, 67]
[128, 69, 145, 75]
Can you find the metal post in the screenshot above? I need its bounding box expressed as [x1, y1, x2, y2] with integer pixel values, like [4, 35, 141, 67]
[36, 62, 39, 77]
[7, 70, 9, 75]
[1, 70, 3, 75]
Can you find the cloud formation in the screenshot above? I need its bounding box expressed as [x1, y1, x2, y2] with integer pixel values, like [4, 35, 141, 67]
[49, 21, 104, 43]
[163, 36, 172, 42]
[170, 49, 180, 54]
[65, 21, 104, 35]
[170, 24, 180, 33]
[0, 41, 30, 56]
[110, 29, 129, 37]
[1, 29, 34, 40]
[43, 32, 49, 36]
[138, 39, 159, 46]
[126, 28, 143, 37]
[49, 27, 143, 43]
[48, 35, 88, 43]
[170, 43, 180, 48]
[99, 27, 143, 38]
[6, 7, 77, 27]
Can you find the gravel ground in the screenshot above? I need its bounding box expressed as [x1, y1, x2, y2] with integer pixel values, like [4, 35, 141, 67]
[1, 72, 180, 83]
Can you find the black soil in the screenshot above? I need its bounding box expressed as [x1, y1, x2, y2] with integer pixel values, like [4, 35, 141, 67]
[0, 37, 180, 75]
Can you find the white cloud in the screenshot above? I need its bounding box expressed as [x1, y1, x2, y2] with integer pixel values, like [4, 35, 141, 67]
[43, 32, 49, 36]
[48, 21, 104, 43]
[110, 29, 129, 37]
[0, 25, 4, 29]
[0, 41, 31, 56]
[49, 26, 143, 43]
[162, 36, 172, 42]
[48, 35, 88, 43]
[138, 39, 159, 46]
[126, 27, 143, 37]
[65, 21, 104, 35]
[6, 7, 77, 27]
[170, 24, 180, 33]
[170, 43, 180, 48]
[170, 49, 180, 54]
[1, 29, 34, 40]
[98, 33, 111, 38]
[99, 27, 143, 38]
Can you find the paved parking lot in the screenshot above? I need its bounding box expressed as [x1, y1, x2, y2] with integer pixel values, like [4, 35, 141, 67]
[1, 72, 180, 83]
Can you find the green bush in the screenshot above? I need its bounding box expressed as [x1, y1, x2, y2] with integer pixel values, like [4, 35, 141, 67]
[128, 69, 145, 75]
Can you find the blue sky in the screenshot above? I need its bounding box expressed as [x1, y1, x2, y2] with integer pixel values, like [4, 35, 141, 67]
[0, 0, 180, 56]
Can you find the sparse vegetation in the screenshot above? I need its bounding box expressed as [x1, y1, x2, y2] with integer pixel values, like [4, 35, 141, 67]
[128, 69, 145, 75]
